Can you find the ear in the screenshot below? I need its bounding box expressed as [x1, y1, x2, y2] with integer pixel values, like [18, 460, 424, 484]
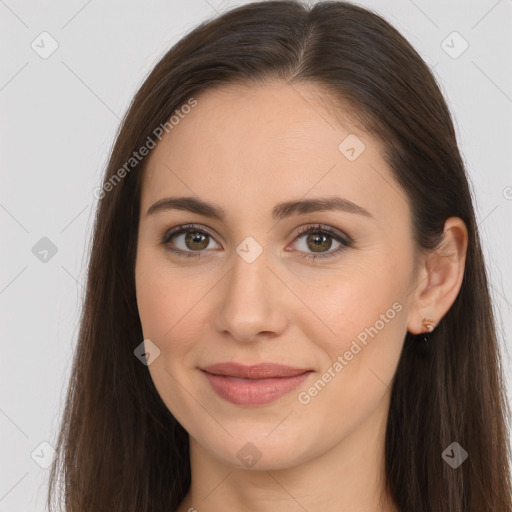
[407, 217, 468, 335]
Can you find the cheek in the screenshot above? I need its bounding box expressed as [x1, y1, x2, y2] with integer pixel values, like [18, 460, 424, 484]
[135, 255, 203, 424]
[135, 248, 200, 343]
[294, 259, 407, 345]
[135, 251, 217, 395]
[296, 261, 408, 412]
[136, 270, 173, 341]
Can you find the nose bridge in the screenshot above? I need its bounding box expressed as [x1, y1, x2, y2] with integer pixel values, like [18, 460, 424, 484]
[213, 242, 287, 342]
[230, 245, 269, 302]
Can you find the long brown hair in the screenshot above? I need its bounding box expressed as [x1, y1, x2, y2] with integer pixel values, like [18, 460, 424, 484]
[47, 1, 512, 510]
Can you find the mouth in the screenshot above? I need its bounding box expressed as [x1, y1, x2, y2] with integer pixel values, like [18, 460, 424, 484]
[199, 362, 314, 406]
[200, 362, 312, 379]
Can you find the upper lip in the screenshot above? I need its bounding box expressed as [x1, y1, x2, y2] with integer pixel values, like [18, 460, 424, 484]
[200, 362, 312, 379]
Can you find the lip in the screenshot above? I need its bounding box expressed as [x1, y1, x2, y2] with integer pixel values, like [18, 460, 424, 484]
[201, 362, 311, 379]
[200, 362, 313, 406]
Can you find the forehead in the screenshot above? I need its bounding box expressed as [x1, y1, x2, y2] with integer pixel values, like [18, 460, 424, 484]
[147, 81, 367, 168]
[140, 81, 406, 223]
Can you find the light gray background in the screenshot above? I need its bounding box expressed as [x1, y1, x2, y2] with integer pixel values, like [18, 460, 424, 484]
[1, 1, 511, 510]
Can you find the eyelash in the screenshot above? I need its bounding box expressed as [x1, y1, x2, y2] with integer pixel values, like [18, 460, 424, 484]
[161, 223, 354, 262]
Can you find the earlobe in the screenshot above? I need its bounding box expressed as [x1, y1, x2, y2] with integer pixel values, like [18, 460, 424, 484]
[418, 316, 436, 342]
[407, 217, 468, 336]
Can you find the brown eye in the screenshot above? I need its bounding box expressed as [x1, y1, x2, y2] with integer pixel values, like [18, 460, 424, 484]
[162, 224, 221, 258]
[183, 231, 210, 251]
[161, 223, 353, 261]
[304, 233, 333, 253]
[292, 224, 353, 262]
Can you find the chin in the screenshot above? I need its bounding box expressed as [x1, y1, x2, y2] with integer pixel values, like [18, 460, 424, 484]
[198, 426, 320, 471]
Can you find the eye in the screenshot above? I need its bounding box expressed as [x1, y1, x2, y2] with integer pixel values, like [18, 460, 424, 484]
[161, 224, 220, 258]
[290, 224, 353, 262]
[161, 223, 353, 261]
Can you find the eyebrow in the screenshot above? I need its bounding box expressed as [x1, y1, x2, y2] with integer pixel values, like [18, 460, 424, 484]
[146, 196, 373, 221]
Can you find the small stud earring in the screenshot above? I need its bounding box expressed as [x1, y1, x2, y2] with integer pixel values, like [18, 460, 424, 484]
[420, 317, 436, 342]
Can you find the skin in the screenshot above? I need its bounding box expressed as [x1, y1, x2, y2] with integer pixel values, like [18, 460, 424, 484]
[134, 81, 468, 512]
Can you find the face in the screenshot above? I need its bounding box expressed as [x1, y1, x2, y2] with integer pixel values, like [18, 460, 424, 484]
[135, 81, 419, 470]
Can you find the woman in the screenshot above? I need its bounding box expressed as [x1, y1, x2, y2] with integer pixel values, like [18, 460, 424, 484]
[47, 1, 512, 511]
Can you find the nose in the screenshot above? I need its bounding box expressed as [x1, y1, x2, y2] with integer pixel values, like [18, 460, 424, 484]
[211, 248, 289, 343]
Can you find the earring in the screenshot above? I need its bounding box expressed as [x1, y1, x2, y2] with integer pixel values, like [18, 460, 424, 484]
[420, 317, 436, 342]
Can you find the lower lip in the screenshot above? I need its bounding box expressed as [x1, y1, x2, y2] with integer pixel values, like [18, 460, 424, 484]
[201, 370, 313, 406]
